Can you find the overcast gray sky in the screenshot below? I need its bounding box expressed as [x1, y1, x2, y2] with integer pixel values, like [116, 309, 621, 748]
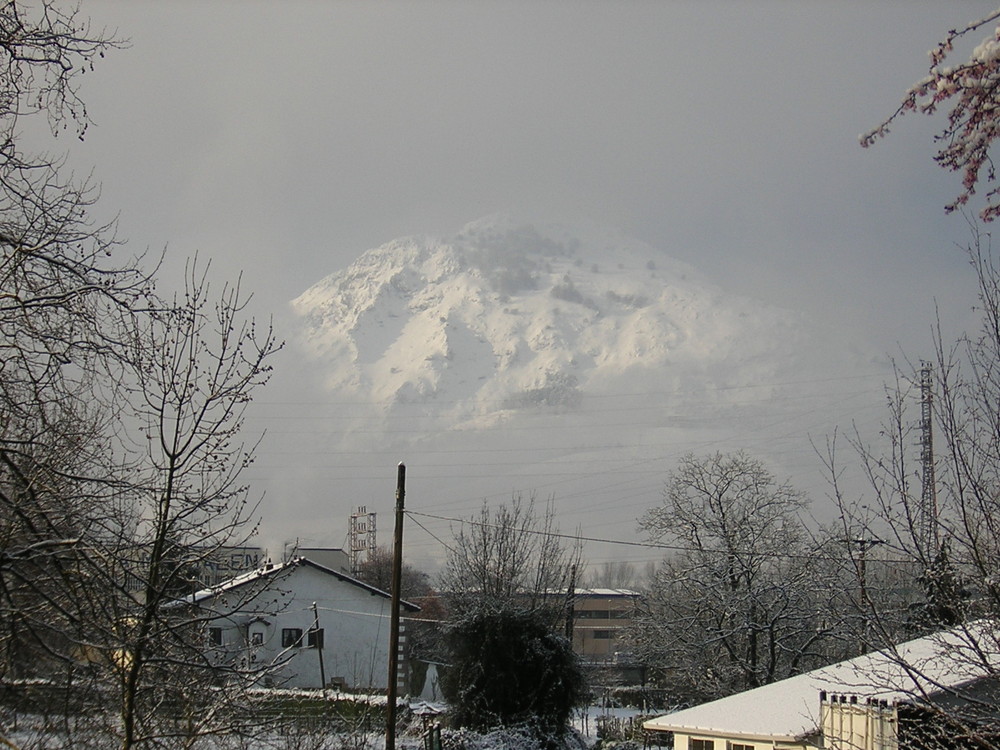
[63, 1, 1000, 563]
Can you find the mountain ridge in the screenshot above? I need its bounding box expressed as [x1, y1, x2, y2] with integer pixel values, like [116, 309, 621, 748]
[292, 215, 819, 432]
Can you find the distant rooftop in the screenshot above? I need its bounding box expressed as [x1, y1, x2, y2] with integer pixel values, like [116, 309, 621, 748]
[574, 587, 642, 597]
[645, 621, 1000, 742]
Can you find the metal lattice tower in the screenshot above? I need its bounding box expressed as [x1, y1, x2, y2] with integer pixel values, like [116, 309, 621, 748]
[349, 506, 376, 577]
[919, 362, 939, 559]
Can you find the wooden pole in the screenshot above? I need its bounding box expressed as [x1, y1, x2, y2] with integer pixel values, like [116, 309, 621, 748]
[564, 563, 577, 640]
[386, 462, 406, 750]
[311, 601, 327, 696]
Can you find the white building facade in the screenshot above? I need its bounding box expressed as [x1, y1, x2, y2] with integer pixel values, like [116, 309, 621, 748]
[192, 557, 418, 692]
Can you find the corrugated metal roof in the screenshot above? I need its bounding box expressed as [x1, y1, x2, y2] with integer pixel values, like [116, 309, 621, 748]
[643, 621, 998, 741]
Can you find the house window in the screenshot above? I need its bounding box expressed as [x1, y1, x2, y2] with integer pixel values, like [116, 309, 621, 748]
[307, 628, 324, 649]
[592, 630, 615, 640]
[731, 744, 754, 750]
[208, 627, 223, 646]
[691, 739, 715, 750]
[282, 628, 303, 648]
[250, 632, 264, 646]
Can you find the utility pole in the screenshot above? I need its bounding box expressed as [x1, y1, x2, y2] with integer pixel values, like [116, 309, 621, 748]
[842, 536, 884, 648]
[386, 463, 405, 750]
[311, 601, 327, 696]
[852, 537, 883, 603]
[564, 564, 577, 641]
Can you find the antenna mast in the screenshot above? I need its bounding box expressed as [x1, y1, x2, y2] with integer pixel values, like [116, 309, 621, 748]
[349, 506, 376, 577]
[919, 362, 939, 559]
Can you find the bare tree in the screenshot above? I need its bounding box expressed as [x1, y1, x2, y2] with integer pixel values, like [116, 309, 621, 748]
[354, 544, 432, 600]
[439, 493, 580, 622]
[0, 4, 287, 746]
[584, 560, 642, 591]
[0, 0, 144, 729]
[109, 263, 279, 749]
[1, 262, 280, 747]
[835, 235, 1000, 582]
[850, 6, 1000, 736]
[632, 452, 848, 703]
[821, 229, 1000, 748]
[438, 494, 585, 740]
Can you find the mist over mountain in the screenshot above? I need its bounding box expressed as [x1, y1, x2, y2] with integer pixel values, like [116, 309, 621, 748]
[283, 215, 887, 568]
[294, 215, 827, 427]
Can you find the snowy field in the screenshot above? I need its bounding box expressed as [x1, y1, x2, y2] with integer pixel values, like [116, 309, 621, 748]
[2, 700, 662, 749]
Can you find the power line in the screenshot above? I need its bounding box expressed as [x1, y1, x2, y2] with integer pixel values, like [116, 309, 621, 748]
[405, 512, 456, 555]
[404, 510, 916, 566]
[252, 371, 889, 410]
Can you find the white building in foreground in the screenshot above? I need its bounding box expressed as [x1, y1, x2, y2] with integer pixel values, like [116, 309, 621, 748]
[189, 557, 419, 692]
[644, 622, 1000, 750]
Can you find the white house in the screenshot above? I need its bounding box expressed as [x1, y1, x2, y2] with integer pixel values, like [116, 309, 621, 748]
[644, 622, 1000, 750]
[188, 557, 420, 692]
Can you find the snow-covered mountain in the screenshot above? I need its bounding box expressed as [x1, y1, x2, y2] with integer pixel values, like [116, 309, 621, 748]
[273, 215, 886, 566]
[292, 215, 818, 432]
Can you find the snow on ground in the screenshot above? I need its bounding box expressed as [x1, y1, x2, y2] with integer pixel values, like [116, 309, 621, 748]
[2, 699, 662, 749]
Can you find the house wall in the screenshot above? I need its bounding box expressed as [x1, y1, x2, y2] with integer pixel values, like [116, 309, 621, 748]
[821, 697, 898, 750]
[206, 564, 400, 691]
[670, 731, 812, 750]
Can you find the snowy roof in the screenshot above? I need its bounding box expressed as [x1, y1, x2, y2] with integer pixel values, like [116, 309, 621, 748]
[574, 588, 642, 598]
[644, 621, 999, 742]
[183, 557, 420, 611]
